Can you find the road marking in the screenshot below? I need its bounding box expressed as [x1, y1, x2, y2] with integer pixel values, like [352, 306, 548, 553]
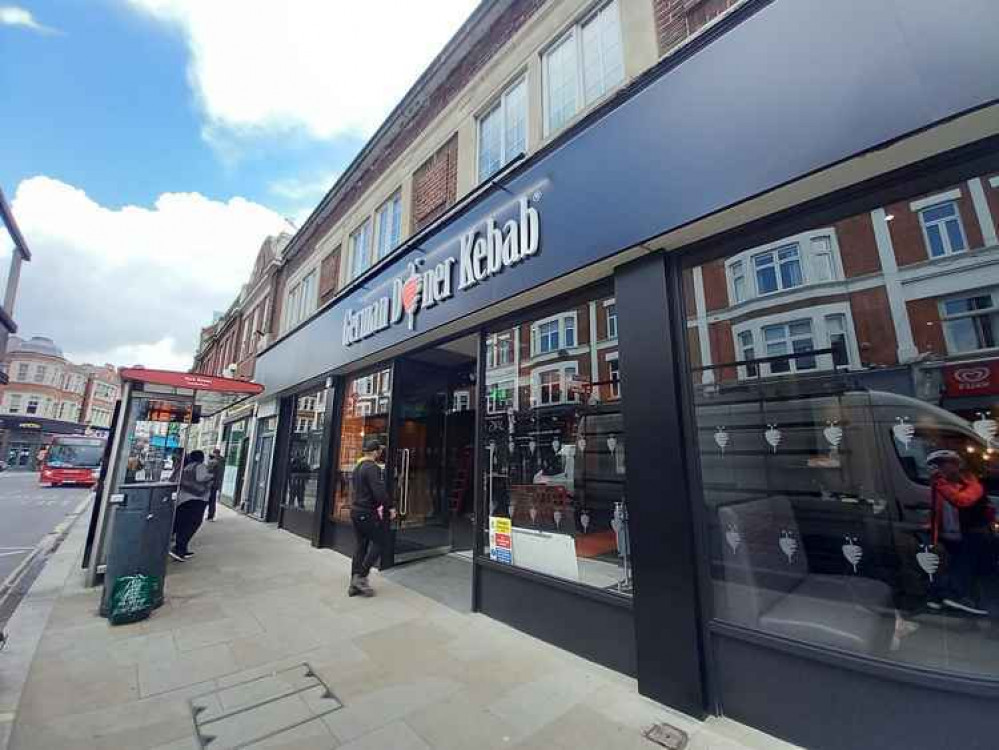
[0, 551, 29, 558]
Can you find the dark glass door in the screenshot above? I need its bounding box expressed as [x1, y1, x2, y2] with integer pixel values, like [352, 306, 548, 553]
[389, 347, 477, 563]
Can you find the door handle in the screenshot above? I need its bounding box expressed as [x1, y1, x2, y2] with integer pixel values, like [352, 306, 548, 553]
[400, 448, 410, 517]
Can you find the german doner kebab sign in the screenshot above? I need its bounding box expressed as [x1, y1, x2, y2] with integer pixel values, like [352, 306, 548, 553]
[342, 195, 540, 346]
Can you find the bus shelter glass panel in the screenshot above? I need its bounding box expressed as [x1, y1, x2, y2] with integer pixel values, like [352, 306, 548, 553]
[113, 396, 193, 489]
[482, 286, 631, 596]
[682, 171, 999, 678]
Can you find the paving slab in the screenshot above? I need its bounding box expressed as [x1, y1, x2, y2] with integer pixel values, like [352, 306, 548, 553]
[3, 505, 800, 750]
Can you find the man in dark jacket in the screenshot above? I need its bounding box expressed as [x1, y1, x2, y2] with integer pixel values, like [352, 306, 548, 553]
[206, 448, 224, 521]
[349, 437, 394, 597]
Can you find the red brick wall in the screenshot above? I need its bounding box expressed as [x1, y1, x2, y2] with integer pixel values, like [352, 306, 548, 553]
[907, 298, 947, 357]
[682, 268, 697, 318]
[835, 215, 881, 277]
[702, 260, 729, 312]
[412, 134, 459, 233]
[654, 0, 741, 56]
[284, 0, 546, 271]
[687, 326, 702, 370]
[708, 319, 736, 382]
[887, 182, 984, 267]
[848, 287, 897, 367]
[319, 247, 342, 304]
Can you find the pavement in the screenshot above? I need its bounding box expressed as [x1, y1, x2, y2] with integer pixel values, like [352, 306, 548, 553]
[1, 504, 800, 750]
[0, 472, 90, 584]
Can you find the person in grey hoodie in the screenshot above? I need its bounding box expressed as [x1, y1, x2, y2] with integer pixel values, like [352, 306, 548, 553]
[171, 450, 212, 561]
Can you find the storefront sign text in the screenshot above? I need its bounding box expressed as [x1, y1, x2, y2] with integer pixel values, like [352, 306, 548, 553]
[342, 195, 540, 346]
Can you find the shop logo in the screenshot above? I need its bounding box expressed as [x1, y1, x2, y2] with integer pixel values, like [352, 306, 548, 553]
[953, 366, 990, 385]
[342, 195, 540, 346]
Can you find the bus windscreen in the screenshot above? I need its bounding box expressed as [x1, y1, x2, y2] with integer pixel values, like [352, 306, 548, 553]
[46, 439, 105, 468]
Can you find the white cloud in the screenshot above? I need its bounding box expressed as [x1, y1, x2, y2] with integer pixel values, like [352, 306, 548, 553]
[125, 0, 479, 141]
[268, 171, 339, 203]
[11, 176, 292, 370]
[0, 5, 61, 33]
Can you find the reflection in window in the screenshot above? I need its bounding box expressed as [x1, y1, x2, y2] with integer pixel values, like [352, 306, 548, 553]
[283, 387, 327, 512]
[919, 201, 967, 258]
[940, 290, 997, 354]
[484, 290, 631, 596]
[683, 175, 999, 679]
[331, 368, 392, 523]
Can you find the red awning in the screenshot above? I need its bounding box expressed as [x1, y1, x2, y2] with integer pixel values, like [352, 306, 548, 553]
[118, 368, 264, 395]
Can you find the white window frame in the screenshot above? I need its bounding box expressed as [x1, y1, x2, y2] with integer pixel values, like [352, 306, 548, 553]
[7, 393, 22, 413]
[33, 364, 47, 384]
[730, 303, 861, 380]
[604, 299, 617, 339]
[452, 390, 471, 412]
[350, 219, 372, 278]
[530, 312, 578, 356]
[542, 0, 624, 137]
[485, 332, 515, 369]
[374, 191, 403, 261]
[725, 229, 844, 305]
[606, 352, 620, 398]
[531, 362, 580, 407]
[26, 396, 39, 415]
[915, 198, 969, 259]
[283, 268, 318, 333]
[15, 363, 29, 381]
[939, 288, 999, 355]
[487, 378, 516, 414]
[477, 75, 528, 183]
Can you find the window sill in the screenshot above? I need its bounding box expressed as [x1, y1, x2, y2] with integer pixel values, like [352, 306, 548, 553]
[475, 555, 634, 609]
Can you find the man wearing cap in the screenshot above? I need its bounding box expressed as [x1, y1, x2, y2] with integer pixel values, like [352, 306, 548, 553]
[349, 437, 395, 597]
[927, 449, 995, 616]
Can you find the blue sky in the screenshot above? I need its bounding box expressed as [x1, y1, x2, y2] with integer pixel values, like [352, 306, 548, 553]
[0, 0, 477, 368]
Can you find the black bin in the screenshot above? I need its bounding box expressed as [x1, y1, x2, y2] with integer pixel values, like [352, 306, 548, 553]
[99, 482, 176, 617]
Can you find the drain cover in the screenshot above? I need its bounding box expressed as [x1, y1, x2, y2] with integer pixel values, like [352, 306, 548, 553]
[644, 722, 689, 750]
[189, 663, 342, 749]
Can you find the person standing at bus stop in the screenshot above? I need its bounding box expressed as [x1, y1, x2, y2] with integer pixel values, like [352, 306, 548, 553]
[171, 450, 212, 561]
[349, 437, 395, 597]
[206, 447, 224, 521]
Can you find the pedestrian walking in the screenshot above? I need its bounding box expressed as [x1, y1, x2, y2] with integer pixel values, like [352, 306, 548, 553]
[349, 437, 394, 597]
[171, 450, 212, 562]
[206, 447, 224, 521]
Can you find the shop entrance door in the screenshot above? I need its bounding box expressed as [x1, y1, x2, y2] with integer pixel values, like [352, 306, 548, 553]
[389, 338, 477, 564]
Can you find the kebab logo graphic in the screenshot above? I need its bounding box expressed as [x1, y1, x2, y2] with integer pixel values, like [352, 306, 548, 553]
[342, 195, 540, 346]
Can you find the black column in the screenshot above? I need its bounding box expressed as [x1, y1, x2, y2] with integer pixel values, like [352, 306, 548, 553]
[615, 252, 706, 717]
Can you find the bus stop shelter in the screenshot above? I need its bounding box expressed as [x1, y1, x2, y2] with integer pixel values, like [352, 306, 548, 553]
[84, 368, 263, 588]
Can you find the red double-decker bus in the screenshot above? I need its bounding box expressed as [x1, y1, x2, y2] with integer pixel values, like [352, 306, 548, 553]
[39, 436, 106, 487]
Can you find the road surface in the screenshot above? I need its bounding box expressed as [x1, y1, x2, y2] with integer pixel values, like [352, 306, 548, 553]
[0, 471, 89, 584]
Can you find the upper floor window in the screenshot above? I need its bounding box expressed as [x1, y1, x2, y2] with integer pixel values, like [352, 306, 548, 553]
[284, 270, 317, 332]
[350, 220, 372, 278]
[34, 364, 47, 384]
[375, 192, 402, 261]
[16, 363, 28, 381]
[7, 394, 21, 413]
[940, 290, 997, 354]
[608, 355, 621, 398]
[487, 378, 515, 414]
[478, 77, 527, 182]
[755, 245, 803, 296]
[733, 306, 856, 380]
[543, 1, 624, 136]
[919, 201, 967, 258]
[531, 313, 577, 355]
[485, 332, 515, 369]
[532, 363, 580, 406]
[605, 301, 617, 339]
[26, 397, 39, 415]
[727, 231, 840, 304]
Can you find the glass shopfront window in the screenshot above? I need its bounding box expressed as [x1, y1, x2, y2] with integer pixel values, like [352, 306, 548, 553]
[483, 286, 631, 596]
[331, 367, 392, 523]
[683, 170, 999, 678]
[283, 387, 328, 512]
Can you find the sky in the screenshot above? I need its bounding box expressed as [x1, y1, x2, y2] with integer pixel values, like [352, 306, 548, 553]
[0, 0, 479, 370]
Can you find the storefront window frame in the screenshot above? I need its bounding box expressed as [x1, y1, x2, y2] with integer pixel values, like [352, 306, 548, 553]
[674, 144, 999, 698]
[472, 279, 634, 608]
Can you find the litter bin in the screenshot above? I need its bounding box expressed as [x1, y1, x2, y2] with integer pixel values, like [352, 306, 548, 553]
[99, 482, 176, 617]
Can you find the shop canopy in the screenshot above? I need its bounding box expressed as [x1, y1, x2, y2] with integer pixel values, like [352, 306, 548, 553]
[118, 368, 264, 418]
